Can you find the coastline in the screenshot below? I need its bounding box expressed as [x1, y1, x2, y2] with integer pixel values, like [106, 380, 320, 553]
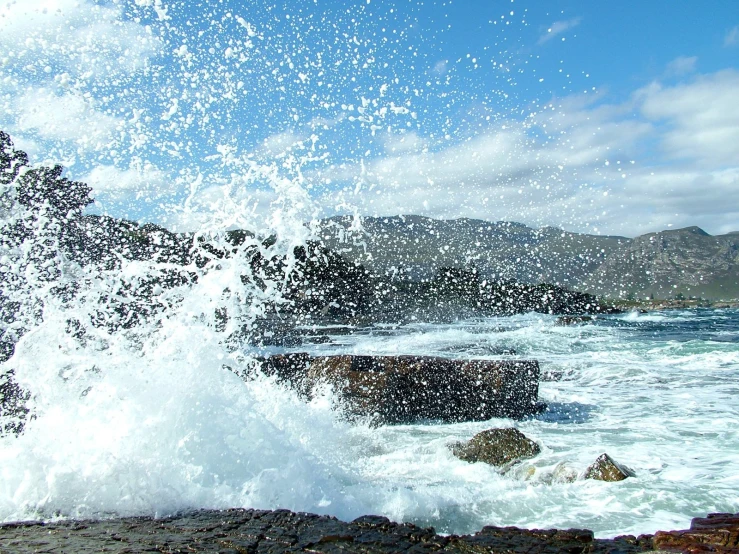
[2, 508, 737, 553]
[609, 299, 739, 312]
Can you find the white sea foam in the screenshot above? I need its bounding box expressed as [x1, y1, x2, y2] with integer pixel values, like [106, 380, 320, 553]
[288, 311, 739, 536]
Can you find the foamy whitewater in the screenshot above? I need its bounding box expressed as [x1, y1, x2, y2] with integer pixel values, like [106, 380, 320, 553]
[2, 294, 738, 537]
[0, 0, 737, 541]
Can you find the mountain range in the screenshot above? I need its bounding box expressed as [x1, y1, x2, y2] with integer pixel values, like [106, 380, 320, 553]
[314, 215, 739, 300]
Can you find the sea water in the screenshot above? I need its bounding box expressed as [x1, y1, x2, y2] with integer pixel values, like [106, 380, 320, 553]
[1, 0, 738, 540]
[274, 309, 739, 537]
[2, 295, 737, 537]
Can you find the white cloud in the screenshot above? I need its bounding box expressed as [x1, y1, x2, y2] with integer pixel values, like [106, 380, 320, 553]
[84, 163, 176, 199]
[317, 93, 650, 223]
[591, 166, 739, 236]
[0, 0, 162, 79]
[432, 60, 449, 75]
[0, 0, 163, 165]
[638, 70, 739, 166]
[383, 131, 428, 154]
[725, 26, 739, 47]
[315, 68, 739, 236]
[14, 88, 122, 148]
[259, 131, 309, 157]
[538, 17, 582, 45]
[308, 113, 346, 131]
[316, 122, 618, 228]
[664, 56, 698, 77]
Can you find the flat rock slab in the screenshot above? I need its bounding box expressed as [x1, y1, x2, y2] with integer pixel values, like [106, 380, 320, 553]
[5, 509, 737, 553]
[0, 508, 661, 553]
[654, 513, 739, 553]
[258, 354, 542, 424]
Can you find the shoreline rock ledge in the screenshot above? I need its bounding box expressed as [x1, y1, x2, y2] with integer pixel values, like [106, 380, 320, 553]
[258, 354, 543, 423]
[2, 509, 738, 553]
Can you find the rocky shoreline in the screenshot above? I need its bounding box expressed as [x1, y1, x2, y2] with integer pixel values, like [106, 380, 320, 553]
[614, 299, 739, 311]
[2, 508, 737, 553]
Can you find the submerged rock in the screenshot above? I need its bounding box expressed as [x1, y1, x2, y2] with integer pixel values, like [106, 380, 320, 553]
[451, 428, 541, 467]
[556, 315, 594, 326]
[551, 461, 579, 483]
[258, 354, 543, 424]
[502, 461, 537, 480]
[584, 453, 635, 481]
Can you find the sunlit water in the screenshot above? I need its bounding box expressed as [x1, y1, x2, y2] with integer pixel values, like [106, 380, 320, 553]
[2, 301, 737, 538]
[255, 308, 738, 537]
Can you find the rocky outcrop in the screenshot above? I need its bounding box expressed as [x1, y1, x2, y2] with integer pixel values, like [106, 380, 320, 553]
[556, 316, 594, 326]
[358, 267, 613, 324]
[654, 512, 739, 553]
[585, 453, 635, 482]
[0, 370, 30, 435]
[3, 508, 738, 553]
[258, 354, 543, 424]
[451, 428, 541, 466]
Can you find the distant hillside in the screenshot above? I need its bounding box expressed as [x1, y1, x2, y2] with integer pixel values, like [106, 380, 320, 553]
[581, 226, 739, 300]
[315, 216, 739, 300]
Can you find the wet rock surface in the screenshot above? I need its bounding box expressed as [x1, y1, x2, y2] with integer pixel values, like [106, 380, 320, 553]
[4, 509, 737, 553]
[556, 315, 594, 326]
[451, 428, 541, 467]
[653, 512, 739, 553]
[258, 354, 542, 424]
[585, 453, 636, 482]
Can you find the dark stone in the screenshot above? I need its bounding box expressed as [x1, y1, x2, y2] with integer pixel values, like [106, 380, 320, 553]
[258, 354, 542, 424]
[8, 507, 726, 553]
[556, 316, 594, 326]
[451, 428, 541, 466]
[584, 453, 635, 482]
[653, 513, 739, 553]
[456, 525, 596, 553]
[0, 370, 31, 436]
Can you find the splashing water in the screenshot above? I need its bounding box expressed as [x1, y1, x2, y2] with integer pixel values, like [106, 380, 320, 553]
[0, 0, 737, 540]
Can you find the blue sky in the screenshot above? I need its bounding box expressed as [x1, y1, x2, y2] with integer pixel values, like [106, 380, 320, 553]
[1, 0, 738, 236]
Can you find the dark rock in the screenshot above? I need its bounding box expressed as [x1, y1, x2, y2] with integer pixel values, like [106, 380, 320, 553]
[249, 321, 304, 347]
[0, 370, 31, 435]
[556, 316, 594, 326]
[451, 428, 541, 466]
[12, 507, 732, 553]
[456, 525, 596, 553]
[653, 512, 739, 553]
[541, 369, 565, 381]
[585, 453, 635, 482]
[258, 354, 542, 424]
[363, 267, 612, 324]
